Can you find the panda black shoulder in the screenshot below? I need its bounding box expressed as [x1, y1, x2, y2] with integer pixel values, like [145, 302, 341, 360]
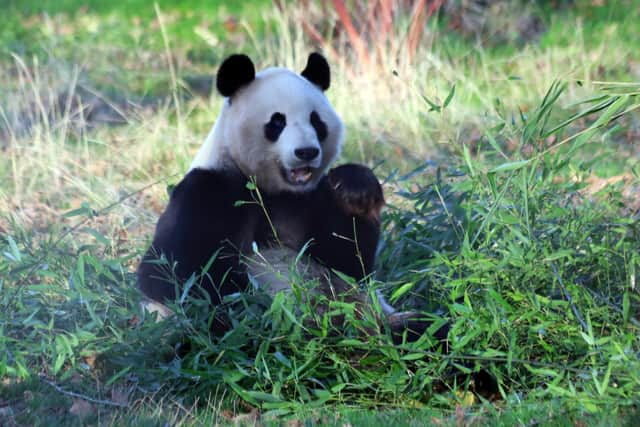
[138, 166, 254, 305]
[171, 167, 245, 202]
[172, 168, 246, 195]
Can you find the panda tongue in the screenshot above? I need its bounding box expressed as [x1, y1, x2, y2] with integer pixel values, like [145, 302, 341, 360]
[291, 167, 312, 184]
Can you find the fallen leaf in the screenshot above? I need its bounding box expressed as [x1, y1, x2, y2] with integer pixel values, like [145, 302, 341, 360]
[128, 315, 140, 327]
[455, 404, 466, 427]
[455, 390, 477, 407]
[230, 408, 260, 424]
[84, 353, 97, 369]
[221, 408, 260, 423]
[110, 387, 130, 406]
[69, 399, 94, 420]
[223, 16, 239, 32]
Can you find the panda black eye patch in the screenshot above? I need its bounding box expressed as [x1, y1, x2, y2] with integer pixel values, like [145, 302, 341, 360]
[310, 111, 328, 142]
[264, 112, 287, 142]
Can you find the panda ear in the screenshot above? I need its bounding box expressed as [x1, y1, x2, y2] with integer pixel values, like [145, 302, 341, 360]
[216, 54, 256, 97]
[301, 52, 330, 91]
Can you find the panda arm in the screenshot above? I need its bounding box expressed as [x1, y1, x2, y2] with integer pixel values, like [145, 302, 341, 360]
[307, 164, 384, 281]
[137, 168, 253, 306]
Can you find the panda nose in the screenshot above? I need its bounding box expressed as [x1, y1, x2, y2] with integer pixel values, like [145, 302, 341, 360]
[294, 147, 319, 161]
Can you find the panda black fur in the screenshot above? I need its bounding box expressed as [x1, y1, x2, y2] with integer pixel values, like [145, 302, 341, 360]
[137, 53, 447, 344]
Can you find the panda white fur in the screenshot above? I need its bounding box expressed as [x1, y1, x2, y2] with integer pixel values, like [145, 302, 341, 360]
[190, 55, 342, 194]
[137, 53, 447, 344]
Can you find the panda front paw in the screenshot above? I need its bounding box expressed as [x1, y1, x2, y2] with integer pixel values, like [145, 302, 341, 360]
[328, 164, 385, 223]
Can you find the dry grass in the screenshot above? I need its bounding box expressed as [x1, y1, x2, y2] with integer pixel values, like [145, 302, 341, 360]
[2, 3, 637, 216]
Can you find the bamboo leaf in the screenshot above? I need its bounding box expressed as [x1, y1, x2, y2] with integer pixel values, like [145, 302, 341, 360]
[443, 83, 456, 108]
[489, 160, 530, 173]
[390, 282, 415, 303]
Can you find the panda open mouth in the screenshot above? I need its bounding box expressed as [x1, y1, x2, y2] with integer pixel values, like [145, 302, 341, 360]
[282, 166, 314, 185]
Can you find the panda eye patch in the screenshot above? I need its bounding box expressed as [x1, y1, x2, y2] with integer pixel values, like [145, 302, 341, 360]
[264, 112, 286, 142]
[310, 111, 328, 142]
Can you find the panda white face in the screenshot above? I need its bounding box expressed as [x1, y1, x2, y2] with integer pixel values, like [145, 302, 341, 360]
[190, 53, 344, 194]
[225, 68, 343, 193]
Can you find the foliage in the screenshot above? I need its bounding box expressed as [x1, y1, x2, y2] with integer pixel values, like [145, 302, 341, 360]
[2, 81, 639, 423]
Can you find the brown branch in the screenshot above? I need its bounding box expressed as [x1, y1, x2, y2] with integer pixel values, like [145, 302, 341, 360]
[39, 374, 129, 407]
[407, 0, 444, 63]
[380, 0, 394, 40]
[376, 0, 395, 66]
[332, 0, 371, 66]
[301, 18, 354, 80]
[407, 0, 427, 63]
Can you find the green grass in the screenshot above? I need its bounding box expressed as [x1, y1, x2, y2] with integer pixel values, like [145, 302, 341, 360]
[2, 0, 270, 56]
[1, 1, 640, 425]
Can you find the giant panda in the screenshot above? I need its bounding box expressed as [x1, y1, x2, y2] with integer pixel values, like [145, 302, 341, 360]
[137, 53, 447, 344]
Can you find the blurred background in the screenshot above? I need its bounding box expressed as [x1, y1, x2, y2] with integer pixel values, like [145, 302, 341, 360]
[1, 0, 638, 208]
[2, 0, 638, 256]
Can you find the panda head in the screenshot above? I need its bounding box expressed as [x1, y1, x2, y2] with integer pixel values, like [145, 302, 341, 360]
[204, 53, 344, 194]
